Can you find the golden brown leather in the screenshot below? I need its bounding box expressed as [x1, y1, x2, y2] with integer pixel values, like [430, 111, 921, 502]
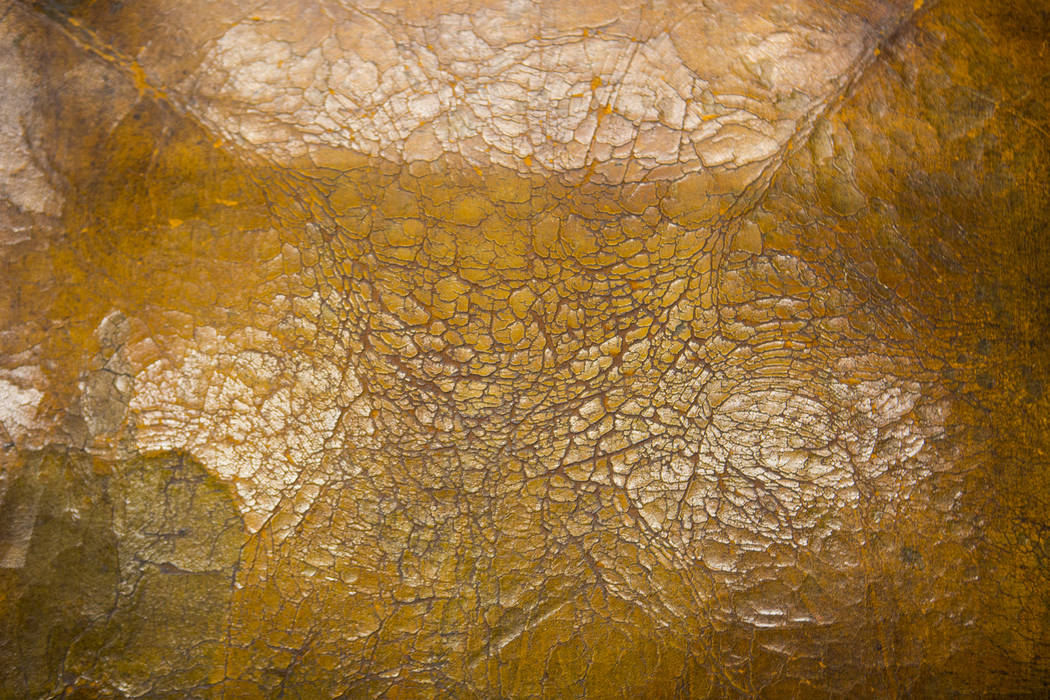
[1, 0, 1048, 696]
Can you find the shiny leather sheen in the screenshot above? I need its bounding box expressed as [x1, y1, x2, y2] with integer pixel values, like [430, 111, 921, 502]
[0, 0, 1048, 696]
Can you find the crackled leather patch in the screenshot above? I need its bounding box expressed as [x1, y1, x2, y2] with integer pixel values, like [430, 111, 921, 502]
[1, 0, 1049, 697]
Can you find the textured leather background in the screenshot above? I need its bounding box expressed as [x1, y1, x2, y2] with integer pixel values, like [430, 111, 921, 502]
[1, 0, 1048, 696]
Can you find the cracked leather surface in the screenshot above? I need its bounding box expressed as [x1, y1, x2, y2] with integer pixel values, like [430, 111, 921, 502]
[1, 0, 1049, 696]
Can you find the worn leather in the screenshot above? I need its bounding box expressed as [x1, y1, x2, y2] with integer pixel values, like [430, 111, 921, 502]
[1, 0, 1048, 696]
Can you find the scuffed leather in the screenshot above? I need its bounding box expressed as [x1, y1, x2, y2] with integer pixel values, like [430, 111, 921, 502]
[1, 0, 1048, 697]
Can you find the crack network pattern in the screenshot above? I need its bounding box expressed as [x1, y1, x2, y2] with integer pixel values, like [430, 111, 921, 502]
[0, 0, 1049, 697]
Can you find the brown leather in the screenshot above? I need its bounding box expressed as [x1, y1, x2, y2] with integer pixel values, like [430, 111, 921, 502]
[1, 0, 1048, 696]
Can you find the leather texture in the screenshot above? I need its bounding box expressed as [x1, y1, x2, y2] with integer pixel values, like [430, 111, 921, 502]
[0, 0, 1048, 696]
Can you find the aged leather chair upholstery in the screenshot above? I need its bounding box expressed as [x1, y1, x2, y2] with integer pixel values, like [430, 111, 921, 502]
[1, 0, 1048, 696]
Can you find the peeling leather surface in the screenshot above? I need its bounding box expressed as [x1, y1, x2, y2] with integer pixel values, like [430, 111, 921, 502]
[1, 0, 1049, 697]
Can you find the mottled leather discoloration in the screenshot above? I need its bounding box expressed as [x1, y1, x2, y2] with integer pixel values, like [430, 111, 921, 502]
[1, 0, 1049, 696]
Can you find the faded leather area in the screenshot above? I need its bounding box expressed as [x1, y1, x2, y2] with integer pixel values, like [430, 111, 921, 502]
[1, 0, 1049, 697]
